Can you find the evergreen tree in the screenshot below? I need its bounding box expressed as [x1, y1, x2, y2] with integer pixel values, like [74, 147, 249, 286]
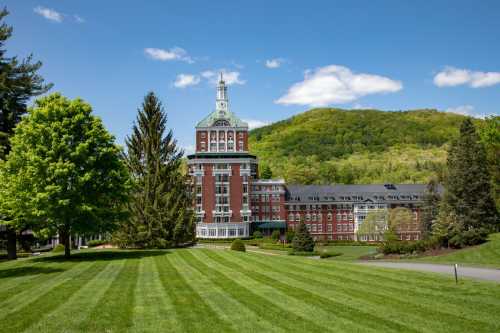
[118, 92, 193, 248]
[0, 8, 52, 259]
[421, 178, 441, 240]
[292, 219, 314, 252]
[260, 165, 273, 179]
[436, 118, 499, 247]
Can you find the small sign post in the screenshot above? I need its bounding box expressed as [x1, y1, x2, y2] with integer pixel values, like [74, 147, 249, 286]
[454, 264, 458, 284]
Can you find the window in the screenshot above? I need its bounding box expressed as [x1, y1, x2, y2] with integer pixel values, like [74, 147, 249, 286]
[209, 229, 216, 237]
[295, 213, 300, 222]
[200, 132, 206, 138]
[238, 141, 244, 151]
[201, 142, 206, 151]
[312, 224, 317, 232]
[327, 213, 332, 221]
[318, 224, 322, 232]
[306, 214, 311, 222]
[327, 224, 333, 232]
[312, 214, 317, 222]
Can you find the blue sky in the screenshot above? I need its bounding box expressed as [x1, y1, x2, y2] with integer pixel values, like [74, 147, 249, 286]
[3, 0, 500, 152]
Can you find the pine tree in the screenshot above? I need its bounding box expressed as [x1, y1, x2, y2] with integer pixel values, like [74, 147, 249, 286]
[421, 178, 441, 240]
[120, 92, 193, 248]
[260, 165, 273, 179]
[292, 219, 314, 252]
[437, 118, 499, 247]
[0, 8, 52, 260]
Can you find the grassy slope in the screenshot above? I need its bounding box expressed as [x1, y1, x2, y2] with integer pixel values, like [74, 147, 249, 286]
[249, 108, 471, 184]
[413, 233, 500, 268]
[1, 248, 499, 333]
[316, 245, 378, 261]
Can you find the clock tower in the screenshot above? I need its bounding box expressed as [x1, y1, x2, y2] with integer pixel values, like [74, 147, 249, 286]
[216, 73, 229, 116]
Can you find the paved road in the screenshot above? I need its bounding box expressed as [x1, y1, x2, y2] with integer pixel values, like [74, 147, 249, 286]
[359, 261, 500, 282]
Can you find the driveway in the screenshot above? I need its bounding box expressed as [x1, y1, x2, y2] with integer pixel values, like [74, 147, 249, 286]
[359, 261, 500, 282]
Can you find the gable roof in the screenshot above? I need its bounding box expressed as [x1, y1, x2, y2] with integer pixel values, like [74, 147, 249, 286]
[196, 109, 248, 128]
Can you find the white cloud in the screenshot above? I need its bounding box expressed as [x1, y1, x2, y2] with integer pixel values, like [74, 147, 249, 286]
[174, 74, 200, 88]
[201, 69, 245, 85]
[434, 67, 500, 88]
[243, 119, 270, 130]
[275, 65, 402, 107]
[74, 15, 85, 23]
[445, 105, 475, 116]
[265, 58, 284, 69]
[443, 105, 494, 119]
[34, 6, 63, 22]
[144, 47, 194, 63]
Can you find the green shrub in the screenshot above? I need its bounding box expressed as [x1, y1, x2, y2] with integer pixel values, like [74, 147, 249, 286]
[52, 244, 65, 253]
[285, 230, 295, 243]
[230, 239, 246, 252]
[87, 240, 107, 247]
[271, 230, 280, 241]
[253, 231, 263, 239]
[319, 250, 342, 259]
[258, 243, 291, 251]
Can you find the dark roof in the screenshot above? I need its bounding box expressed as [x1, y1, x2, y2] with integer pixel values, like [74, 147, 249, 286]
[285, 184, 443, 203]
[187, 152, 257, 160]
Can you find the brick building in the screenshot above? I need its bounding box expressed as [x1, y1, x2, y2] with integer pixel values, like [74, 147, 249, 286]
[188, 74, 428, 240]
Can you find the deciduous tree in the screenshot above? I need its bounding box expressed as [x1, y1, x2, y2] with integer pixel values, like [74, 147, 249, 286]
[0, 93, 129, 258]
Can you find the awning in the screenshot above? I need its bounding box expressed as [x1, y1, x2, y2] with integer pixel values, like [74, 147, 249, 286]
[255, 222, 287, 229]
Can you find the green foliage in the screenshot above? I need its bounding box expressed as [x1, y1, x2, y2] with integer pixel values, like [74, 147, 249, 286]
[52, 244, 65, 253]
[271, 230, 280, 241]
[319, 250, 342, 259]
[252, 230, 263, 239]
[380, 240, 437, 255]
[0, 8, 52, 260]
[357, 209, 387, 240]
[260, 165, 273, 179]
[420, 178, 441, 239]
[249, 108, 469, 185]
[0, 93, 130, 258]
[116, 92, 194, 248]
[435, 119, 499, 248]
[230, 239, 246, 252]
[292, 220, 314, 252]
[478, 116, 500, 210]
[285, 229, 295, 243]
[87, 240, 107, 247]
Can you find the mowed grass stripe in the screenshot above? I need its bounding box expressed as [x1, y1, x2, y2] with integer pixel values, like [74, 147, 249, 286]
[0, 260, 82, 304]
[23, 258, 126, 333]
[189, 250, 359, 333]
[131, 255, 178, 333]
[277, 254, 500, 308]
[82, 257, 140, 333]
[239, 252, 500, 326]
[0, 260, 107, 332]
[181, 250, 339, 333]
[171, 251, 285, 333]
[223, 251, 498, 333]
[0, 260, 95, 319]
[154, 252, 235, 333]
[205, 249, 419, 333]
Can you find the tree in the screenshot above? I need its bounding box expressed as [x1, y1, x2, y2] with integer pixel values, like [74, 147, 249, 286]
[0, 93, 129, 258]
[0, 8, 52, 260]
[292, 220, 314, 252]
[479, 116, 500, 211]
[436, 118, 499, 247]
[420, 178, 441, 239]
[260, 165, 273, 179]
[356, 209, 387, 241]
[386, 207, 414, 241]
[117, 92, 194, 248]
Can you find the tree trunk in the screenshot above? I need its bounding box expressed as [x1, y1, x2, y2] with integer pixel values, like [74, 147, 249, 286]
[60, 228, 71, 259]
[6, 227, 17, 260]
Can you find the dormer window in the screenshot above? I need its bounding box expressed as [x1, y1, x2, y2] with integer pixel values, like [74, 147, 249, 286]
[214, 120, 230, 127]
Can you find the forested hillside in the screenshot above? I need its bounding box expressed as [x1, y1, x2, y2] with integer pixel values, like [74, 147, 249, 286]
[249, 108, 480, 185]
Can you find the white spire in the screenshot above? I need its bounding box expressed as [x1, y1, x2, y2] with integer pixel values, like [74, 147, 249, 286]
[216, 72, 228, 114]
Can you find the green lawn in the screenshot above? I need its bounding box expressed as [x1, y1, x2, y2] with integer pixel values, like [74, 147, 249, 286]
[1, 248, 499, 333]
[413, 233, 500, 268]
[315, 245, 378, 261]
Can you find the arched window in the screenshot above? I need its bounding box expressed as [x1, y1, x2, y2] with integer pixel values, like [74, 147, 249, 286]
[288, 213, 294, 222]
[306, 214, 311, 222]
[295, 213, 300, 222]
[327, 213, 332, 221]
